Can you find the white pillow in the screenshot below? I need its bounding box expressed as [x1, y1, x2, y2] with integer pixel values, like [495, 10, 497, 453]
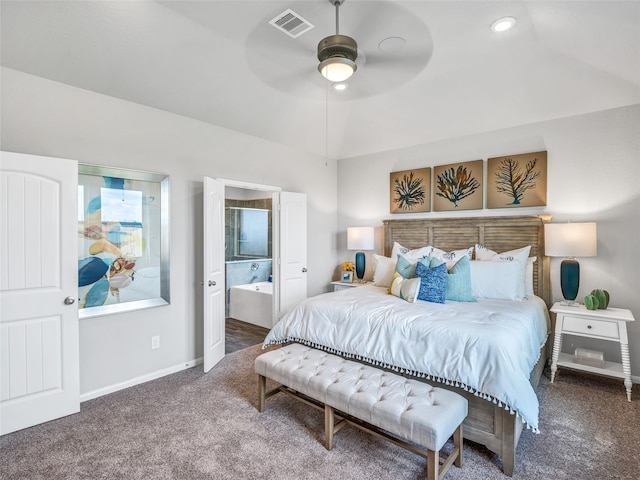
[526, 257, 536, 297]
[475, 245, 531, 298]
[389, 272, 420, 303]
[430, 246, 474, 271]
[372, 254, 396, 287]
[391, 241, 433, 261]
[470, 260, 526, 301]
[475, 244, 531, 263]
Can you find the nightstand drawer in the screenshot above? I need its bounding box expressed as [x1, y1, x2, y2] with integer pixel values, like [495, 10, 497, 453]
[563, 315, 619, 339]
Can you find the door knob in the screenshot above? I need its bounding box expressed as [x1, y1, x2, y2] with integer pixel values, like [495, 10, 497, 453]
[64, 296, 76, 305]
[302, 268, 308, 273]
[208, 280, 216, 286]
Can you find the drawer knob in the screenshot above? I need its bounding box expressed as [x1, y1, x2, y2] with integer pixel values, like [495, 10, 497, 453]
[587, 325, 592, 329]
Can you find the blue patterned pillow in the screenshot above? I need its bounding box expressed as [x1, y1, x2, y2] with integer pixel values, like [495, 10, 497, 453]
[415, 261, 448, 303]
[443, 255, 476, 302]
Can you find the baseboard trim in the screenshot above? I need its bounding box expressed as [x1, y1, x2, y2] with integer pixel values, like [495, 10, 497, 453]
[80, 357, 204, 403]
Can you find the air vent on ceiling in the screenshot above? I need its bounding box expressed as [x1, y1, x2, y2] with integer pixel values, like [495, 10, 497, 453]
[269, 9, 314, 38]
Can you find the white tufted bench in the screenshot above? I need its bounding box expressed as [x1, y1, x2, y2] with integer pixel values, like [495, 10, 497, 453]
[255, 343, 468, 480]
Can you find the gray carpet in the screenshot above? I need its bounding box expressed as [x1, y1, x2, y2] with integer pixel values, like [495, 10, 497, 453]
[1, 344, 639, 479]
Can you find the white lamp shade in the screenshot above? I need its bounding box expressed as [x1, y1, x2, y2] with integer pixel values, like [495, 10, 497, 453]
[544, 222, 597, 257]
[347, 227, 374, 250]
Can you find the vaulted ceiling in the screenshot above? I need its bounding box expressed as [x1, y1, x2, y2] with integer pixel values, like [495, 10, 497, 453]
[2, 1, 639, 159]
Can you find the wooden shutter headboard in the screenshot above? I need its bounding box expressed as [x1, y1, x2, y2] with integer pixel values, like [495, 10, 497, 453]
[383, 215, 552, 306]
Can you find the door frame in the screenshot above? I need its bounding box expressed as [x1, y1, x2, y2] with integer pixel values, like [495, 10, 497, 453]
[217, 178, 282, 324]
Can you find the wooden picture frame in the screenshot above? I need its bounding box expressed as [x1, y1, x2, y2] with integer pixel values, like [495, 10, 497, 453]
[389, 167, 431, 213]
[433, 160, 483, 211]
[487, 151, 547, 208]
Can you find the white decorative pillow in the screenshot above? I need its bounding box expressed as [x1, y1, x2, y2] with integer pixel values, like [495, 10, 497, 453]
[389, 272, 420, 303]
[470, 261, 525, 301]
[526, 257, 537, 297]
[430, 246, 474, 271]
[475, 244, 531, 263]
[372, 254, 396, 287]
[475, 245, 531, 299]
[391, 242, 433, 261]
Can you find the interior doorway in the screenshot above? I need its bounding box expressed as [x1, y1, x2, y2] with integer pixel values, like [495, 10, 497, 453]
[224, 186, 274, 350]
[204, 176, 307, 372]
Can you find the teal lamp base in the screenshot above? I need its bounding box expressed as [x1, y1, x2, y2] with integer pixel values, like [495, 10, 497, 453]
[355, 251, 366, 282]
[560, 258, 580, 303]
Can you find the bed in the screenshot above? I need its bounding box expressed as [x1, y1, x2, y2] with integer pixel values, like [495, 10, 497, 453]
[263, 215, 552, 476]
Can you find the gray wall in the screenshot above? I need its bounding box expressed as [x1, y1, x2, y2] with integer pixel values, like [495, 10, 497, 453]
[1, 67, 339, 398]
[337, 104, 640, 378]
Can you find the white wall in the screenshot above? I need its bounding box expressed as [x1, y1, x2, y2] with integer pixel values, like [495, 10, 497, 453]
[0, 68, 339, 398]
[337, 104, 640, 377]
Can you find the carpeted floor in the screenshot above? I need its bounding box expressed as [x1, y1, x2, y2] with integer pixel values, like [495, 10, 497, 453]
[1, 344, 639, 479]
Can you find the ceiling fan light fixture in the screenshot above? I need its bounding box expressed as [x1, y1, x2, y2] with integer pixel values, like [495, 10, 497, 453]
[319, 57, 357, 82]
[317, 1, 358, 82]
[317, 33, 358, 82]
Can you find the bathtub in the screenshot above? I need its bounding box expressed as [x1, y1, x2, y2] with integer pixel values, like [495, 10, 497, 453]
[229, 281, 273, 329]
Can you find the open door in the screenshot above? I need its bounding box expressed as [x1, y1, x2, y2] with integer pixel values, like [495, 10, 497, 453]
[203, 177, 225, 372]
[203, 181, 307, 372]
[275, 192, 308, 318]
[0, 151, 79, 435]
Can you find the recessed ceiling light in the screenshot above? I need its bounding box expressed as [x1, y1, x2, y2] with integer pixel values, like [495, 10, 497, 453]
[378, 36, 406, 53]
[491, 16, 516, 32]
[333, 82, 349, 91]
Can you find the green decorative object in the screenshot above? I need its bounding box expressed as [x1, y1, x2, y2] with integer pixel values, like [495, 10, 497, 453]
[590, 289, 610, 309]
[584, 294, 599, 310]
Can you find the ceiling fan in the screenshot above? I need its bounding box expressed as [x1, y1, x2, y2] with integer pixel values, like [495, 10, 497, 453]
[246, 0, 434, 99]
[316, 0, 358, 82]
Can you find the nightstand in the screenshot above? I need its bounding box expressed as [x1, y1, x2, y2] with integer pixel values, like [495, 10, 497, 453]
[331, 281, 371, 292]
[550, 302, 635, 401]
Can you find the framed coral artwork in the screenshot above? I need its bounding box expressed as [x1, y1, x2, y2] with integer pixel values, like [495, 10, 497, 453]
[487, 151, 547, 208]
[390, 167, 431, 213]
[433, 160, 483, 211]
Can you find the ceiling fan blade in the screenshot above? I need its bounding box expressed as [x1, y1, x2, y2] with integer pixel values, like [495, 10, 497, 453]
[365, 46, 433, 71]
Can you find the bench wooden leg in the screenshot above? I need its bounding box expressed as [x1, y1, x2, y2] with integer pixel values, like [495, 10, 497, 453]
[258, 374, 266, 412]
[325, 405, 335, 450]
[454, 423, 463, 468]
[427, 449, 439, 480]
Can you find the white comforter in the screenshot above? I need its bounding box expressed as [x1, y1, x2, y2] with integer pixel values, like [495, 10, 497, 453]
[263, 285, 549, 432]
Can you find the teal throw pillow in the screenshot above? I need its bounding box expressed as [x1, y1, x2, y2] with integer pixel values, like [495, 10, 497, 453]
[395, 254, 417, 278]
[441, 255, 475, 302]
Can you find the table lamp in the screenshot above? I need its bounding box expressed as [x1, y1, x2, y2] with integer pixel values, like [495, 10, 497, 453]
[544, 222, 597, 304]
[347, 227, 375, 282]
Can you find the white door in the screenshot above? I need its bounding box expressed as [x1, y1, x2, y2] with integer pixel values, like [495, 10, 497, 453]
[0, 151, 79, 435]
[203, 177, 225, 372]
[275, 192, 307, 318]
